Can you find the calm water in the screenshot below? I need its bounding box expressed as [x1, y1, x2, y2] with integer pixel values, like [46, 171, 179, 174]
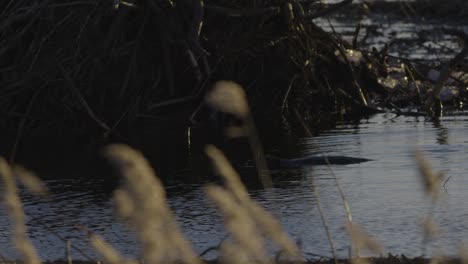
[1, 113, 468, 260]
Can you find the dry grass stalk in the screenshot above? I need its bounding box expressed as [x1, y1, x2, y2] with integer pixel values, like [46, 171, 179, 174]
[205, 81, 250, 119]
[66, 240, 72, 264]
[313, 185, 337, 264]
[459, 243, 468, 264]
[0, 158, 41, 264]
[205, 145, 250, 203]
[113, 189, 135, 219]
[414, 149, 441, 198]
[414, 149, 442, 256]
[219, 241, 251, 264]
[294, 108, 355, 252]
[205, 82, 273, 190]
[13, 165, 49, 197]
[205, 146, 301, 260]
[90, 234, 130, 264]
[103, 144, 201, 264]
[347, 223, 383, 256]
[246, 202, 300, 258]
[428, 254, 446, 264]
[206, 186, 267, 262]
[421, 217, 440, 239]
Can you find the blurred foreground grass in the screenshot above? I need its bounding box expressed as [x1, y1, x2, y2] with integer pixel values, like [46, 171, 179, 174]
[1, 81, 467, 264]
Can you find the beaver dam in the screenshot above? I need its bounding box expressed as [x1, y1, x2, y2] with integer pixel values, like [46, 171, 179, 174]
[0, 0, 468, 263]
[1, 0, 467, 151]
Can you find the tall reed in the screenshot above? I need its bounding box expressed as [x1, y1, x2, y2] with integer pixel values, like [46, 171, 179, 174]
[104, 144, 201, 264]
[205, 145, 302, 262]
[0, 158, 41, 264]
[414, 149, 442, 256]
[90, 232, 135, 264]
[206, 80, 273, 190]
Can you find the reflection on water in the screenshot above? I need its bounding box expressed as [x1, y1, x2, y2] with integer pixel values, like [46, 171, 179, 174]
[1, 113, 468, 260]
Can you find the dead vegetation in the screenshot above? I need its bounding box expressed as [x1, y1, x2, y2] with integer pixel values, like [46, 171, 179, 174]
[0, 81, 466, 264]
[1, 0, 466, 152]
[0, 136, 463, 264]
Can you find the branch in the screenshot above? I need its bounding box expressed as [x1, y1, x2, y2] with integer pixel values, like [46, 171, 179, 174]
[56, 58, 111, 133]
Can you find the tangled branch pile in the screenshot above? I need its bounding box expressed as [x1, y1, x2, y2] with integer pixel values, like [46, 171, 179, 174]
[1, 0, 466, 141]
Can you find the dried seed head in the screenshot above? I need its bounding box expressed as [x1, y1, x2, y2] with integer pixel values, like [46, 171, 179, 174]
[91, 234, 126, 264]
[113, 189, 135, 219]
[0, 158, 41, 264]
[206, 185, 267, 261]
[414, 149, 441, 197]
[246, 201, 300, 257]
[206, 81, 249, 118]
[220, 241, 250, 264]
[103, 144, 200, 264]
[205, 145, 249, 203]
[347, 223, 383, 255]
[14, 166, 49, 197]
[205, 146, 300, 259]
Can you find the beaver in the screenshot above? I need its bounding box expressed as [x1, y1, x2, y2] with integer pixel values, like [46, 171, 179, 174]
[265, 155, 373, 168]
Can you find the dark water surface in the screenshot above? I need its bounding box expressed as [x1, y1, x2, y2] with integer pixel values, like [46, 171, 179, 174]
[1, 112, 468, 260]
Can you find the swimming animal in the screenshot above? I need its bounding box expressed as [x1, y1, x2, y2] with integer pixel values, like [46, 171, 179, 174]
[266, 155, 372, 168]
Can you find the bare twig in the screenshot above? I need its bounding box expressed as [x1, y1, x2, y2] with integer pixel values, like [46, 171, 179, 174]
[9, 86, 41, 163]
[56, 58, 111, 133]
[313, 185, 338, 264]
[352, 23, 361, 49]
[293, 108, 356, 255]
[442, 175, 452, 192]
[147, 95, 197, 111]
[281, 73, 299, 113]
